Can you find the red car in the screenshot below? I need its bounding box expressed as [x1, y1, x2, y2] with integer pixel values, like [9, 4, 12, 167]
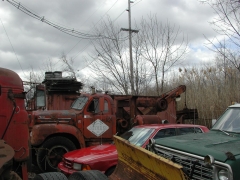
[58, 124, 209, 176]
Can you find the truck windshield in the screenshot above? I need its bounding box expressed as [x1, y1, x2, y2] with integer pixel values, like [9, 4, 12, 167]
[71, 96, 88, 110]
[120, 127, 155, 147]
[212, 108, 240, 133]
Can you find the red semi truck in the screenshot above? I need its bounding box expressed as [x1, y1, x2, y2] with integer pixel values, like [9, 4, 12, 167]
[29, 83, 197, 172]
[0, 68, 72, 180]
[0, 67, 29, 180]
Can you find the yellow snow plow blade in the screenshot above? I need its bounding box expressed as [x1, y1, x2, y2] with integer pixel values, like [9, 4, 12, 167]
[109, 136, 188, 180]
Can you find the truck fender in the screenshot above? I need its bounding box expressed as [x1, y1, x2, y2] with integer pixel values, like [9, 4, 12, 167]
[30, 124, 85, 148]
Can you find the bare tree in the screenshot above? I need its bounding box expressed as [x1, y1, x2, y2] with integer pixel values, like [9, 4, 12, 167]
[88, 16, 187, 95]
[60, 53, 77, 78]
[139, 15, 188, 95]
[213, 40, 238, 80]
[88, 18, 151, 95]
[201, 0, 240, 71]
[132, 31, 153, 95]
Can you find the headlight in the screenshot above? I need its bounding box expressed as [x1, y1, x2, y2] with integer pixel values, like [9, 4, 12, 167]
[73, 163, 82, 170]
[218, 169, 229, 180]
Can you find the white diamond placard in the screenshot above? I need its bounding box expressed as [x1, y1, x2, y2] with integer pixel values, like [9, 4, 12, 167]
[87, 119, 109, 137]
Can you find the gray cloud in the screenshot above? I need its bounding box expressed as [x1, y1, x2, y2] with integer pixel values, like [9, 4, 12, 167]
[0, 0, 218, 80]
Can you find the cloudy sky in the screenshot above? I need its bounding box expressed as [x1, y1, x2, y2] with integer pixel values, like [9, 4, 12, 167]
[0, 0, 218, 81]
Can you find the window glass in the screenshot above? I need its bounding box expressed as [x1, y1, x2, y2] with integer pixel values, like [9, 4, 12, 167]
[212, 108, 240, 132]
[153, 128, 176, 139]
[120, 127, 155, 147]
[104, 100, 108, 113]
[36, 90, 45, 107]
[87, 98, 99, 113]
[194, 127, 202, 133]
[71, 96, 88, 110]
[179, 127, 194, 135]
[179, 127, 202, 135]
[94, 99, 100, 113]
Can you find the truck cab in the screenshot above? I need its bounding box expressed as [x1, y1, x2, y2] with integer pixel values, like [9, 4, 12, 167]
[30, 92, 117, 172]
[30, 92, 116, 147]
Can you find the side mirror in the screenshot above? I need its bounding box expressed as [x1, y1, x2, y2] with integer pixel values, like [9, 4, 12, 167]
[146, 138, 156, 152]
[149, 138, 155, 145]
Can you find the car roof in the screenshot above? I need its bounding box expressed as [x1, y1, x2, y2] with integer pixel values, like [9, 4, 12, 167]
[229, 103, 240, 108]
[133, 123, 206, 129]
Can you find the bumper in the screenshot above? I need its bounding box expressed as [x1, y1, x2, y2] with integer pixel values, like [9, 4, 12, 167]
[58, 162, 77, 176]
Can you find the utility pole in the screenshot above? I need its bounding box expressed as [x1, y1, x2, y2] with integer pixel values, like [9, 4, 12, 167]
[121, 0, 138, 95]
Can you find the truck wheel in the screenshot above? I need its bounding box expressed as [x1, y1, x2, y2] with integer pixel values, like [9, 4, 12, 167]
[68, 170, 108, 180]
[37, 136, 76, 172]
[33, 172, 68, 180]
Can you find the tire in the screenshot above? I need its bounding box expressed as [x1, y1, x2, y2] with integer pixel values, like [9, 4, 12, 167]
[104, 166, 116, 177]
[36, 136, 76, 172]
[33, 172, 68, 180]
[68, 170, 108, 180]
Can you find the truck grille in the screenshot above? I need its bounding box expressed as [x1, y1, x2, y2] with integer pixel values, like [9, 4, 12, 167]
[63, 158, 73, 169]
[154, 147, 213, 180]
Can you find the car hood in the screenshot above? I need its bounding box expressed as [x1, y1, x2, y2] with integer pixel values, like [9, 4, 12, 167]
[64, 144, 117, 164]
[154, 130, 240, 162]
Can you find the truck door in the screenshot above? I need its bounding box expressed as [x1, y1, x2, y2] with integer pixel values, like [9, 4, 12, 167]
[83, 96, 113, 139]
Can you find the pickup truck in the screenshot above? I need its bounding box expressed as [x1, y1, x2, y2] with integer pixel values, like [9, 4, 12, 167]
[148, 103, 240, 180]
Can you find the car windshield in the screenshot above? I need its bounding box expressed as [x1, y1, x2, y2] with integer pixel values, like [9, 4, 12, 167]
[212, 108, 240, 133]
[120, 127, 155, 147]
[71, 96, 88, 110]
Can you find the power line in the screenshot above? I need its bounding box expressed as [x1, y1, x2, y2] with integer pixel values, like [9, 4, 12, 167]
[65, 0, 109, 55]
[3, 0, 142, 76]
[5, 0, 118, 40]
[70, 0, 121, 59]
[5, 0, 129, 65]
[71, 1, 130, 61]
[132, 0, 144, 7]
[4, 0, 127, 73]
[73, 0, 143, 71]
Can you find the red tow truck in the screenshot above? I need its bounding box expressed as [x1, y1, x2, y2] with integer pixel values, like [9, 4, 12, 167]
[29, 80, 196, 172]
